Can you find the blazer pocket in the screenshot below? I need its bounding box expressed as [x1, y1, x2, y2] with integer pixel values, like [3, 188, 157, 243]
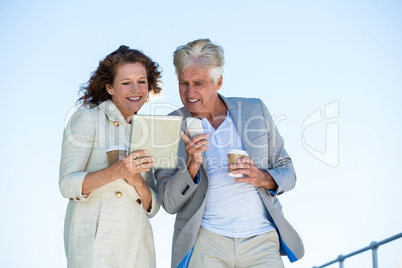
[246, 133, 268, 149]
[250, 133, 267, 141]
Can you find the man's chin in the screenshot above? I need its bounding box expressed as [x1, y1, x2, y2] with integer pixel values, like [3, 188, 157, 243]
[184, 104, 198, 113]
[186, 108, 201, 117]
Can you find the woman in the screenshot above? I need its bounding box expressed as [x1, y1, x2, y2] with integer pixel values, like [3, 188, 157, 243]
[59, 45, 161, 268]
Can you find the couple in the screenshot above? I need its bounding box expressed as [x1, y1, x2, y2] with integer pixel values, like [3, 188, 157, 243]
[59, 39, 304, 268]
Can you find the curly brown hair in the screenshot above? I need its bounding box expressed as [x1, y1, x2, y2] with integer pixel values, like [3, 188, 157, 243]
[77, 45, 162, 108]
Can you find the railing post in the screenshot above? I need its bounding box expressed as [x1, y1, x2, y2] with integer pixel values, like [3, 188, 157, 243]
[370, 241, 379, 268]
[337, 255, 344, 268]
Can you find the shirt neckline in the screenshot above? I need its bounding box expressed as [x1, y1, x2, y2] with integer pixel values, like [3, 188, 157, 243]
[200, 111, 231, 132]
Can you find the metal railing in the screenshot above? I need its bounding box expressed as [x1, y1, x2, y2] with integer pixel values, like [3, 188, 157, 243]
[313, 232, 402, 268]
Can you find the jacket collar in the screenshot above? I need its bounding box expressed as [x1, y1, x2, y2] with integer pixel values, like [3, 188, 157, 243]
[97, 99, 127, 123]
[219, 93, 237, 110]
[219, 94, 251, 155]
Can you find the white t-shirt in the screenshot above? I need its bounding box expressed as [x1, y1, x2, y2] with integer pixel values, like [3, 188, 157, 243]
[200, 112, 275, 238]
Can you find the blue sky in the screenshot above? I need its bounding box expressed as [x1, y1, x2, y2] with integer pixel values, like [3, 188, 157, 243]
[1, 0, 401, 267]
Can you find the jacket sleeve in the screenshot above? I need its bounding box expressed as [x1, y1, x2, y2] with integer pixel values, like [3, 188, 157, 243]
[258, 99, 297, 196]
[142, 170, 161, 218]
[155, 140, 200, 215]
[59, 108, 95, 202]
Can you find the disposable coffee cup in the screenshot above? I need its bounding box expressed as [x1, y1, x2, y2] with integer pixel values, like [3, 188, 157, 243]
[106, 146, 127, 166]
[228, 149, 248, 177]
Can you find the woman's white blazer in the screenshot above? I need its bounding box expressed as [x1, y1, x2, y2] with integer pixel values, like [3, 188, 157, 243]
[59, 100, 160, 268]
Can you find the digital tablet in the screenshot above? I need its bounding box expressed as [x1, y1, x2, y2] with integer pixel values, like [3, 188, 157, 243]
[128, 115, 183, 169]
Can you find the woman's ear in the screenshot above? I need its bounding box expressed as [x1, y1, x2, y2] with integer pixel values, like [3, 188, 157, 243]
[106, 84, 114, 95]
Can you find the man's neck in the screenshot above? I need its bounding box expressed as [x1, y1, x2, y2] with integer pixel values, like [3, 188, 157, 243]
[191, 97, 228, 129]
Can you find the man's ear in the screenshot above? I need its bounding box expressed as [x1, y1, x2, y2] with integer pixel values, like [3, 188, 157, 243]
[216, 75, 223, 90]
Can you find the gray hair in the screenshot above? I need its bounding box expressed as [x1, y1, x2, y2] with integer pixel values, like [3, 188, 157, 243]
[173, 38, 224, 84]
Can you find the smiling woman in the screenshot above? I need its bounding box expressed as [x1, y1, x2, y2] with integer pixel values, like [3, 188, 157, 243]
[59, 45, 163, 268]
[106, 62, 149, 119]
[77, 45, 162, 109]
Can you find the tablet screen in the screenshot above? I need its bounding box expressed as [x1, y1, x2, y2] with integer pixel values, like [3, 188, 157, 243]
[129, 115, 183, 169]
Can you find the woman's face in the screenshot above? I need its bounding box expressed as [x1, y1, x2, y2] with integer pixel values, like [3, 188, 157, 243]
[106, 62, 148, 119]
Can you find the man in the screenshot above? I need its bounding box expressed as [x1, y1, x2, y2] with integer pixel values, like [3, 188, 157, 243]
[156, 39, 304, 268]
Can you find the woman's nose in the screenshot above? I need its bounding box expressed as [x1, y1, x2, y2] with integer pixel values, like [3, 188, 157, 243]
[130, 82, 140, 91]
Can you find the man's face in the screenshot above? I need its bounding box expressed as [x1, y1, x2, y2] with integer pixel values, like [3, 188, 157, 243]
[178, 64, 222, 117]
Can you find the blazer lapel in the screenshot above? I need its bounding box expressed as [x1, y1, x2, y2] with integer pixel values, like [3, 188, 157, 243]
[201, 152, 209, 177]
[220, 95, 253, 156]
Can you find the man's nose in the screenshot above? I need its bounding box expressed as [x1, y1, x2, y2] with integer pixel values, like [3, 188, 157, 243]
[186, 84, 196, 94]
